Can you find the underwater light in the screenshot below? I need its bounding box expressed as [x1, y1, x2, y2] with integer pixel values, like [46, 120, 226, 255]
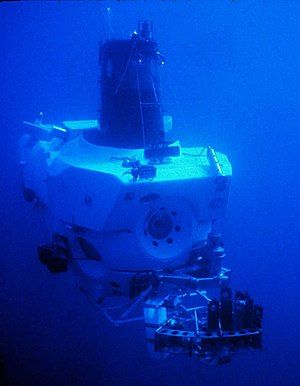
[19, 21, 263, 365]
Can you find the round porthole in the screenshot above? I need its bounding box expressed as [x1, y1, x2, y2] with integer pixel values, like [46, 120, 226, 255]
[147, 211, 173, 240]
[137, 197, 200, 261]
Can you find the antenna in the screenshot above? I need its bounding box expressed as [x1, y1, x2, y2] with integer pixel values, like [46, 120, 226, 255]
[100, 4, 114, 39]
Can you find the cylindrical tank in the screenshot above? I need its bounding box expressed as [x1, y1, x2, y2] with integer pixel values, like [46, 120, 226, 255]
[99, 21, 165, 148]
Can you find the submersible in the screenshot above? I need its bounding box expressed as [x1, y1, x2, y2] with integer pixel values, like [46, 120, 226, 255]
[19, 21, 263, 365]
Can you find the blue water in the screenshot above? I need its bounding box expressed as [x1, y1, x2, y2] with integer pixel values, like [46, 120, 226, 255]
[1, 1, 299, 385]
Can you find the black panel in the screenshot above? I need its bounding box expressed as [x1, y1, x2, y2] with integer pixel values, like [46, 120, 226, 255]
[99, 23, 165, 148]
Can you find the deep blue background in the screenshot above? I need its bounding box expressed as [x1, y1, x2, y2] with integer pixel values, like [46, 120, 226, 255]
[0, 1, 299, 385]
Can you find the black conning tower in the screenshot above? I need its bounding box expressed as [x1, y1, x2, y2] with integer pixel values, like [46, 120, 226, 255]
[100, 21, 165, 149]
